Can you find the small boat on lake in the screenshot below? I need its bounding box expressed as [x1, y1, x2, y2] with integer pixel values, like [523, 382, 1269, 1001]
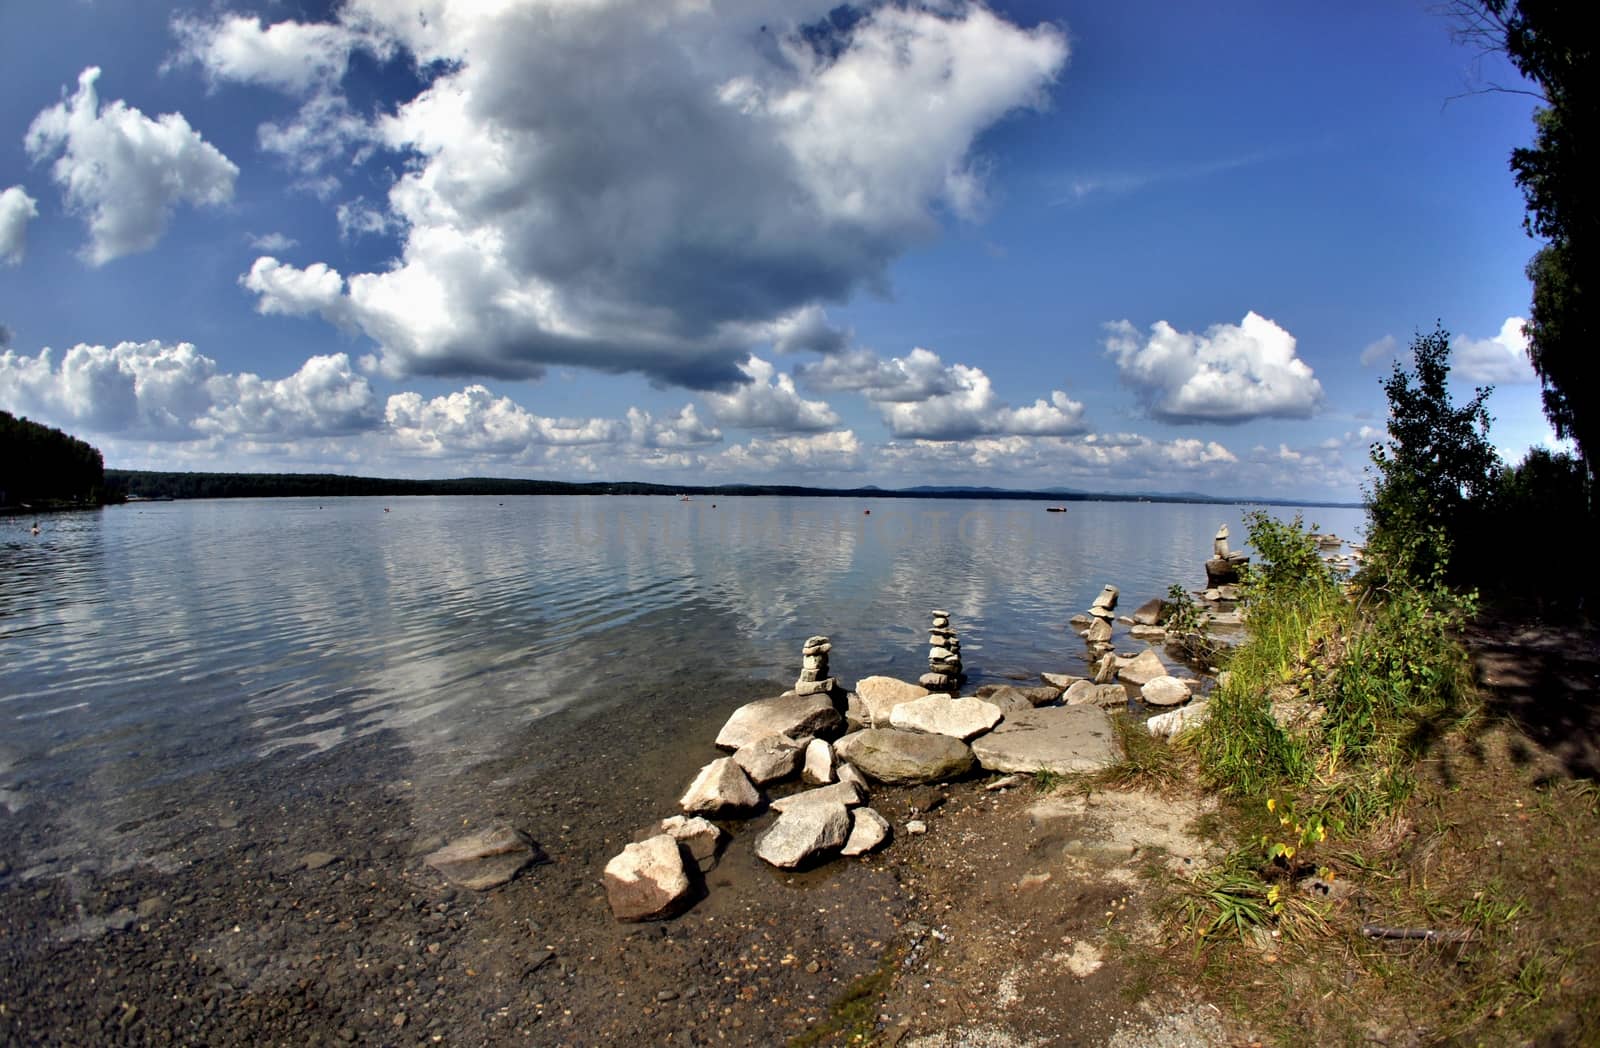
[1045, 506, 1068, 513]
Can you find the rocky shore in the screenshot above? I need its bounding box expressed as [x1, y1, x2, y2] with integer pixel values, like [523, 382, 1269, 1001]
[1, 539, 1262, 1046]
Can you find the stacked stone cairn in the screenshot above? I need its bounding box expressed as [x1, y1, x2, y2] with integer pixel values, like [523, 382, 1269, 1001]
[1203, 524, 1250, 599]
[601, 620, 1131, 924]
[1082, 585, 1118, 647]
[796, 635, 837, 695]
[920, 610, 963, 692]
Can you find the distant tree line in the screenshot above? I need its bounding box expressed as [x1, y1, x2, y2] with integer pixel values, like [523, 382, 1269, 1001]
[104, 470, 1257, 505]
[0, 411, 105, 508]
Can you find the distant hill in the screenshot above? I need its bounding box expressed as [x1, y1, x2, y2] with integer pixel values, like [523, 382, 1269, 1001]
[104, 468, 1359, 509]
[1, 411, 106, 509]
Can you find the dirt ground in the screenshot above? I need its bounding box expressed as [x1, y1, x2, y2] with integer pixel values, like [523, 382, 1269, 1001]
[2, 609, 1595, 1046]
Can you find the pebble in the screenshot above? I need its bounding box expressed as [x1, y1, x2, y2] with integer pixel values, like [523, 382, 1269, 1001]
[905, 820, 927, 835]
[302, 852, 339, 871]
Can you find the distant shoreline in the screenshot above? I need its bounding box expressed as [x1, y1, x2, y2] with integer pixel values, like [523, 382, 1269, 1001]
[104, 468, 1360, 510]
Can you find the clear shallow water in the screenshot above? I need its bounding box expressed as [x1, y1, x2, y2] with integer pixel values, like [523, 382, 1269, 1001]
[1, 496, 1363, 813]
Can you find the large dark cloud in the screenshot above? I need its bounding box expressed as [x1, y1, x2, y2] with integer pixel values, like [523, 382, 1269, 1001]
[200, 1, 1067, 389]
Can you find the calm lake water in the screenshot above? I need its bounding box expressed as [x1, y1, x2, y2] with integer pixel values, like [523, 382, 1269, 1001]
[1, 496, 1362, 835]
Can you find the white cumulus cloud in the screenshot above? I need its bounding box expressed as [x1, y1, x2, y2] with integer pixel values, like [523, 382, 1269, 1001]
[1455, 317, 1536, 384]
[713, 430, 863, 474]
[797, 346, 955, 402]
[385, 385, 620, 455]
[703, 356, 840, 432]
[213, 1, 1066, 387]
[1103, 311, 1324, 423]
[0, 341, 377, 439]
[173, 14, 365, 94]
[0, 186, 39, 264]
[626, 405, 723, 450]
[243, 257, 354, 328]
[1359, 334, 1397, 368]
[24, 67, 238, 265]
[812, 347, 1085, 439]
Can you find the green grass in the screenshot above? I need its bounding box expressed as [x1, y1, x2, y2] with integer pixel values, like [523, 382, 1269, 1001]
[1093, 713, 1193, 793]
[786, 944, 905, 1048]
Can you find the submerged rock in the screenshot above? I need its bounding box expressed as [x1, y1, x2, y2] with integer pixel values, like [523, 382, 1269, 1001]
[604, 835, 691, 922]
[423, 826, 545, 891]
[755, 802, 850, 868]
[970, 705, 1120, 775]
[679, 757, 762, 815]
[889, 694, 1004, 741]
[715, 694, 843, 751]
[834, 728, 975, 785]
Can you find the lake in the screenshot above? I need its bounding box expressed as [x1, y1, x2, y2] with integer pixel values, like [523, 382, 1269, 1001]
[0, 495, 1362, 872]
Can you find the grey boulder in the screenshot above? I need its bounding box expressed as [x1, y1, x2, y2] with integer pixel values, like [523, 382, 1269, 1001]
[732, 733, 806, 785]
[1063, 680, 1129, 709]
[1117, 649, 1168, 687]
[841, 807, 891, 856]
[853, 676, 931, 728]
[754, 802, 851, 868]
[604, 835, 691, 921]
[679, 757, 762, 815]
[715, 694, 844, 751]
[834, 729, 975, 785]
[1141, 676, 1192, 707]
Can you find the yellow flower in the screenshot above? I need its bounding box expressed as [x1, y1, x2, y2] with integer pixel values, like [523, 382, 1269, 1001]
[1267, 798, 1277, 812]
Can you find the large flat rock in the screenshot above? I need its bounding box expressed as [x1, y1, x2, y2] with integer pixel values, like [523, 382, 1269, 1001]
[970, 705, 1121, 775]
[889, 694, 1003, 741]
[715, 694, 844, 751]
[834, 728, 974, 785]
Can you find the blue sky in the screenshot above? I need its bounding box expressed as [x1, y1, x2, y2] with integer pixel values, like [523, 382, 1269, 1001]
[0, 0, 1558, 499]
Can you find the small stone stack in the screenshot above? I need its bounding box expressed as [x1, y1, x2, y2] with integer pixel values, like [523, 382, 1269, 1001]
[921, 610, 963, 692]
[1083, 585, 1118, 645]
[795, 635, 837, 696]
[1204, 524, 1251, 588]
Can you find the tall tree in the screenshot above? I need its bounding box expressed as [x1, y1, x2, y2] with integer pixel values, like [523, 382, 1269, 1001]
[1453, 1, 1595, 472]
[1364, 326, 1500, 586]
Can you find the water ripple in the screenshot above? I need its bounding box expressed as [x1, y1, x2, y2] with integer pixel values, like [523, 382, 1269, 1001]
[0, 497, 1365, 807]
